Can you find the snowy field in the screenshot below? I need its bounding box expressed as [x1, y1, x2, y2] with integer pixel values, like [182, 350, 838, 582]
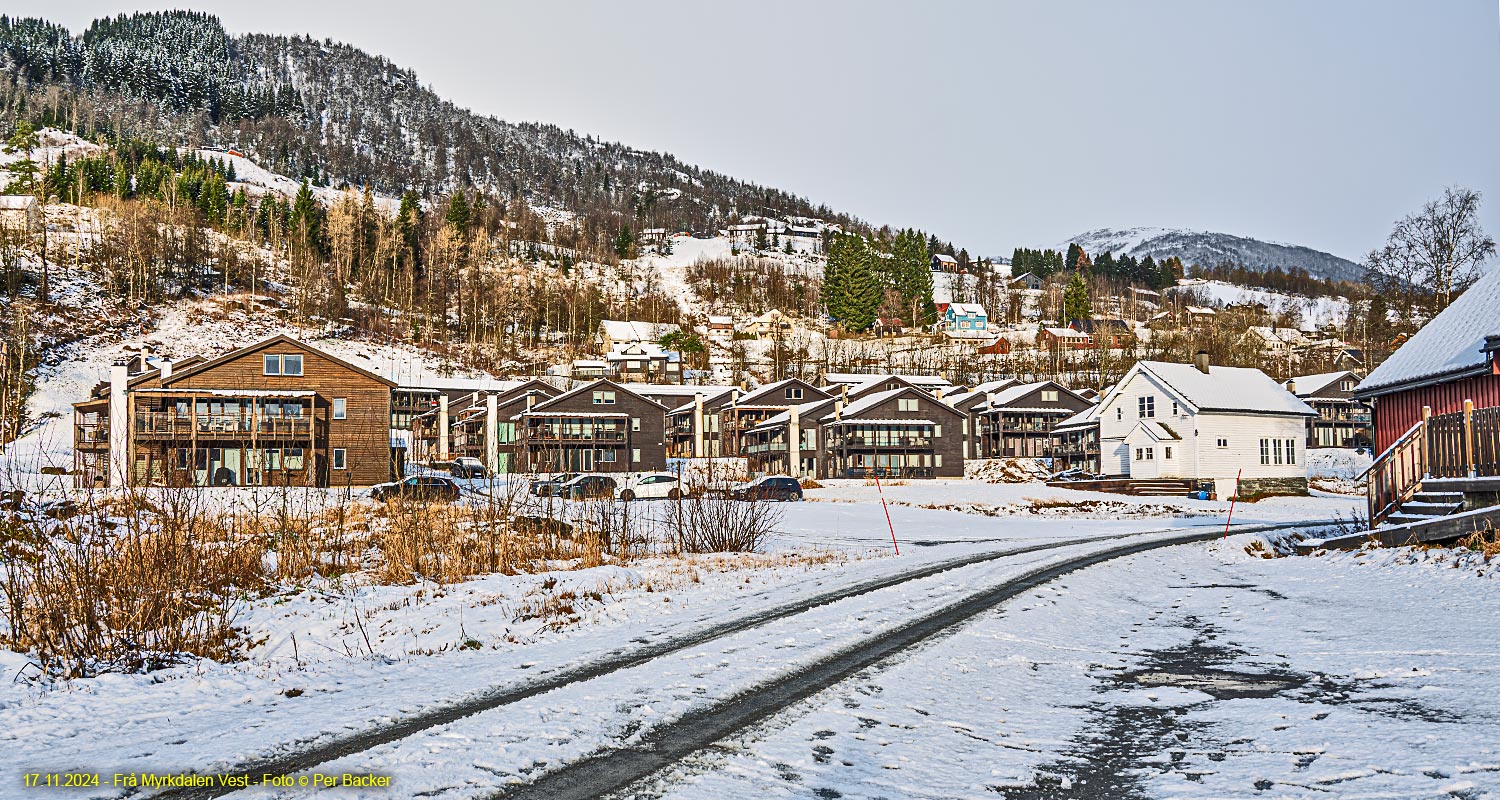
[1173, 279, 1349, 329]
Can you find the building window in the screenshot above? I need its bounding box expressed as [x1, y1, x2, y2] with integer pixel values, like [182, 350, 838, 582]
[264, 354, 281, 375]
[332, 398, 347, 420]
[593, 390, 616, 405]
[1217, 438, 1228, 448]
[1260, 439, 1271, 465]
[1135, 447, 1142, 461]
[1117, 408, 1123, 421]
[282, 355, 303, 376]
[600, 449, 617, 462]
[934, 424, 942, 438]
[786, 387, 803, 400]
[1164, 446, 1173, 459]
[284, 447, 305, 470]
[898, 398, 919, 412]
[1144, 447, 1154, 460]
[1138, 396, 1155, 418]
[631, 417, 641, 432]
[1171, 401, 1179, 416]
[1041, 390, 1059, 402]
[935, 454, 942, 468]
[632, 448, 641, 463]
[332, 448, 347, 470]
[1286, 438, 1297, 464]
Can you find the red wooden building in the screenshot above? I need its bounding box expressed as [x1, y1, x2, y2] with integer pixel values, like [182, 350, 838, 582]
[1353, 268, 1500, 453]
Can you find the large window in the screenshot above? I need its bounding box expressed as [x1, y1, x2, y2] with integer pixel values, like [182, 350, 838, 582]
[593, 390, 616, 405]
[1260, 438, 1272, 465]
[898, 398, 919, 412]
[263, 354, 304, 376]
[1285, 438, 1297, 465]
[1138, 396, 1155, 418]
[1041, 390, 1059, 402]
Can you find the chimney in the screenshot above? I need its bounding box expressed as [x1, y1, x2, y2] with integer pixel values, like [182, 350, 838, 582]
[1285, 379, 1297, 396]
[1194, 350, 1210, 375]
[159, 359, 172, 381]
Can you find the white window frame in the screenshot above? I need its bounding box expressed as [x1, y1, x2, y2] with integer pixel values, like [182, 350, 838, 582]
[281, 354, 303, 376]
[332, 397, 347, 420]
[786, 387, 804, 400]
[898, 398, 919, 412]
[1217, 437, 1229, 448]
[1286, 438, 1297, 465]
[1138, 396, 1155, 418]
[263, 354, 281, 375]
[332, 448, 347, 470]
[1041, 390, 1059, 402]
[593, 390, 616, 405]
[632, 448, 641, 463]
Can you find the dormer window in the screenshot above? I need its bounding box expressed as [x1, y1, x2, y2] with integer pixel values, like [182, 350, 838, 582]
[786, 387, 803, 400]
[1041, 390, 1059, 402]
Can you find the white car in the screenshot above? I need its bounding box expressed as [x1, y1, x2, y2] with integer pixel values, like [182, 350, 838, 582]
[618, 472, 682, 501]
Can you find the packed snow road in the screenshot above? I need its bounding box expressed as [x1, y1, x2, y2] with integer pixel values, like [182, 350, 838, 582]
[630, 536, 1500, 800]
[149, 522, 1328, 800]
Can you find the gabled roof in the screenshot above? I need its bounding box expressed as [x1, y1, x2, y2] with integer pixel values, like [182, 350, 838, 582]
[163, 335, 397, 388]
[735, 378, 832, 406]
[980, 380, 1087, 411]
[528, 378, 667, 413]
[821, 372, 952, 388]
[599, 320, 678, 342]
[1053, 403, 1101, 432]
[1355, 267, 1500, 397]
[1070, 318, 1132, 334]
[818, 386, 961, 423]
[1115, 361, 1314, 417]
[1286, 370, 1355, 397]
[932, 253, 958, 263]
[942, 379, 1019, 410]
[946, 302, 986, 316]
[1125, 420, 1182, 442]
[1043, 327, 1088, 338]
[666, 386, 738, 415]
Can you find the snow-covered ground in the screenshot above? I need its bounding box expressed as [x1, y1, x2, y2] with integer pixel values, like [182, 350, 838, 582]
[1174, 279, 1349, 329]
[645, 534, 1500, 800]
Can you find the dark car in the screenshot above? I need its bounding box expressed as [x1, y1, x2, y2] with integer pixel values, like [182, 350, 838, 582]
[730, 475, 804, 502]
[559, 474, 617, 500]
[450, 456, 489, 479]
[372, 476, 462, 502]
[530, 473, 582, 497]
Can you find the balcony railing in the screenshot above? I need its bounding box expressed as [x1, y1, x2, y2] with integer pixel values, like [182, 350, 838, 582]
[828, 436, 932, 448]
[133, 412, 317, 438]
[524, 430, 627, 442]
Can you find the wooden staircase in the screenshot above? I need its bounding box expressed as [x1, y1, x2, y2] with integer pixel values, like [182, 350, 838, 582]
[1383, 489, 1465, 526]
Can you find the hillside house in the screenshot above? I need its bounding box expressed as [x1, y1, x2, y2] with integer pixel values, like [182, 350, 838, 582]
[941, 303, 988, 335]
[706, 315, 735, 341]
[638, 228, 667, 248]
[930, 253, 959, 273]
[514, 380, 668, 473]
[73, 336, 398, 488]
[720, 379, 836, 457]
[1185, 306, 1218, 326]
[1039, 327, 1091, 351]
[1285, 371, 1371, 449]
[743, 309, 793, 338]
[1242, 326, 1307, 354]
[872, 317, 905, 338]
[0, 195, 41, 233]
[606, 341, 682, 383]
[1069, 318, 1136, 349]
[1097, 355, 1315, 496]
[597, 319, 680, 352]
[1012, 272, 1045, 291]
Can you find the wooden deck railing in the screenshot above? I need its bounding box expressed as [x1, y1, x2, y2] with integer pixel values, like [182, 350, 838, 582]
[1362, 400, 1500, 527]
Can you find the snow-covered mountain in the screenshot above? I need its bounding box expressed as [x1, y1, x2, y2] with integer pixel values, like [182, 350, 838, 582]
[1057, 227, 1365, 283]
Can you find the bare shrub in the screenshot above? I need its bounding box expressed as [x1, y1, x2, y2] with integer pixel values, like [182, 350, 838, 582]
[666, 490, 782, 553]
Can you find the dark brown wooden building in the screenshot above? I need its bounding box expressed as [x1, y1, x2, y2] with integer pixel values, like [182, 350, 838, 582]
[515, 379, 669, 473]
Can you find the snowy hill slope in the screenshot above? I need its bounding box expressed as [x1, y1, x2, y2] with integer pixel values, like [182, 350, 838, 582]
[1058, 227, 1365, 283]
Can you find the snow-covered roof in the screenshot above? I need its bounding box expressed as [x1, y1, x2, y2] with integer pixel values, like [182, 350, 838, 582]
[946, 302, 986, 316]
[1286, 371, 1354, 397]
[665, 387, 737, 414]
[943, 379, 1018, 409]
[1125, 420, 1183, 442]
[1185, 306, 1217, 315]
[826, 418, 938, 426]
[979, 381, 1076, 410]
[1053, 404, 1101, 432]
[1356, 267, 1500, 397]
[0, 195, 37, 209]
[822, 372, 952, 388]
[1127, 361, 1314, 416]
[932, 254, 958, 263]
[397, 376, 530, 393]
[1044, 327, 1088, 338]
[599, 320, 678, 342]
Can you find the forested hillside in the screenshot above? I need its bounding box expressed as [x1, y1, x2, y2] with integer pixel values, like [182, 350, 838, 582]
[0, 11, 860, 254]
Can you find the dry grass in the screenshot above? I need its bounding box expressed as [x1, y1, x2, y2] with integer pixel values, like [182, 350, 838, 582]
[1458, 526, 1500, 557]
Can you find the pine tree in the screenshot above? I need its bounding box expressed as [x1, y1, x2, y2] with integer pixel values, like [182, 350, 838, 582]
[2, 120, 41, 195]
[1063, 272, 1091, 323]
[825, 233, 881, 331]
[613, 226, 634, 260]
[444, 192, 471, 236]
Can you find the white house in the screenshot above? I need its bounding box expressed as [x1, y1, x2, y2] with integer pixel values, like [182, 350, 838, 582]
[1097, 355, 1315, 497]
[0, 195, 41, 233]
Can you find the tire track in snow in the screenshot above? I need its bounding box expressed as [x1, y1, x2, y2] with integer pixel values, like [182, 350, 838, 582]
[491, 520, 1333, 800]
[149, 519, 1328, 799]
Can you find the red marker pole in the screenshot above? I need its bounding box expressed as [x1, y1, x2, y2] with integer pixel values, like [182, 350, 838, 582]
[1223, 468, 1242, 540]
[873, 469, 900, 555]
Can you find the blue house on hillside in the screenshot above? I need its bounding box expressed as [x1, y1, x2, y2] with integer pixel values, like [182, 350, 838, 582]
[942, 302, 988, 334]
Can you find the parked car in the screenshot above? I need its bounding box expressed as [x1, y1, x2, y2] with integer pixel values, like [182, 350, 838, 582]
[730, 475, 804, 502]
[530, 473, 582, 497]
[372, 475, 462, 502]
[450, 456, 489, 479]
[559, 474, 617, 500]
[619, 472, 682, 501]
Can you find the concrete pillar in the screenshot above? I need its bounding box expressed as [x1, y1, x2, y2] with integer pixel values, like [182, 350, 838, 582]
[437, 395, 450, 460]
[693, 392, 705, 458]
[788, 406, 801, 477]
[108, 362, 129, 487]
[484, 393, 499, 472]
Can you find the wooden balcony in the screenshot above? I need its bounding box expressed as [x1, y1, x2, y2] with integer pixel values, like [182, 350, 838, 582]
[133, 412, 320, 440]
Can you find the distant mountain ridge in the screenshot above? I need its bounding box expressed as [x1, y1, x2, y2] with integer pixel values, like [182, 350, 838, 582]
[1057, 227, 1365, 283]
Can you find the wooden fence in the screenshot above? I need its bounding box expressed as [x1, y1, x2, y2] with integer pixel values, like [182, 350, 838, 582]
[1364, 400, 1500, 527]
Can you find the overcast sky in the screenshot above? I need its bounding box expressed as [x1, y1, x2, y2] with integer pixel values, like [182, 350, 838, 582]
[25, 1, 1500, 260]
